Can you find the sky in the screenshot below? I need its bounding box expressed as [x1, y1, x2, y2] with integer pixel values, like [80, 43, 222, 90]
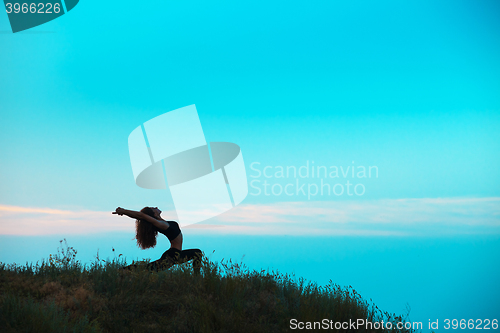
[1, 0, 499, 330]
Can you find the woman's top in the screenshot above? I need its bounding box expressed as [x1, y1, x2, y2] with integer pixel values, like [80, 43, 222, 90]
[158, 220, 181, 241]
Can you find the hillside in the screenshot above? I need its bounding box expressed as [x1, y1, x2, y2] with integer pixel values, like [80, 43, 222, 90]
[0, 240, 417, 333]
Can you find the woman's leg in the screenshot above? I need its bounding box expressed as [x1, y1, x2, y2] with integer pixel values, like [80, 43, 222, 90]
[123, 259, 169, 271]
[177, 249, 203, 275]
[146, 248, 180, 271]
[126, 248, 202, 273]
[122, 263, 138, 271]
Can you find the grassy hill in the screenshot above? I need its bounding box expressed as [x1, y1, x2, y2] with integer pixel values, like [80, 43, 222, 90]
[0, 240, 417, 333]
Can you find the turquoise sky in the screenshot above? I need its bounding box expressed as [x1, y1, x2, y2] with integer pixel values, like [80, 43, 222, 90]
[1, 0, 499, 329]
[1, 0, 499, 211]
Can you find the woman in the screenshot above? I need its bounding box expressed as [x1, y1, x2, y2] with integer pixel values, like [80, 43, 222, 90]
[112, 206, 202, 274]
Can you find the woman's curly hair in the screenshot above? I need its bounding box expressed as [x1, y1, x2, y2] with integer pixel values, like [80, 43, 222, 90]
[135, 207, 159, 249]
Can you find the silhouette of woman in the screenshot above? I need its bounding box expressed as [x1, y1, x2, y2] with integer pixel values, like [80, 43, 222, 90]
[112, 206, 202, 274]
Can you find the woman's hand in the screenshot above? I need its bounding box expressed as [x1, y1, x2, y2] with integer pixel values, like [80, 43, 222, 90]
[112, 207, 125, 216]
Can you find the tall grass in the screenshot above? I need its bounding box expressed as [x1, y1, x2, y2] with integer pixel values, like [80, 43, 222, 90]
[0, 240, 418, 333]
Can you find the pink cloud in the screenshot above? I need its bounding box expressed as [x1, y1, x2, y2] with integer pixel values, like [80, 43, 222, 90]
[213, 197, 500, 227]
[1, 197, 499, 236]
[0, 205, 134, 236]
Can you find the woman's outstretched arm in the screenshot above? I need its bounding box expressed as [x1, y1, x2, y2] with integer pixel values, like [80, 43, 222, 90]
[112, 207, 142, 219]
[112, 207, 170, 230]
